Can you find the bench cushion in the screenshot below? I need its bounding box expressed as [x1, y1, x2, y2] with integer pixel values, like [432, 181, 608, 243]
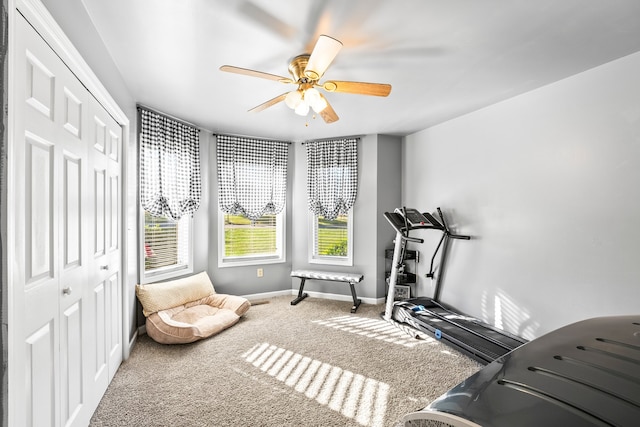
[290, 269, 363, 283]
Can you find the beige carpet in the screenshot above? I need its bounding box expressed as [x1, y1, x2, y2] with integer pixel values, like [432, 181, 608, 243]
[90, 295, 481, 427]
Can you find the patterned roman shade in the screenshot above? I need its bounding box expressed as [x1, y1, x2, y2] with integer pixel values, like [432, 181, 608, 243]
[306, 138, 358, 220]
[216, 134, 288, 221]
[139, 108, 201, 220]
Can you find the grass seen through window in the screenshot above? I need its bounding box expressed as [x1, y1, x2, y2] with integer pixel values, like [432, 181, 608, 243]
[224, 214, 277, 256]
[316, 214, 348, 257]
[223, 213, 348, 258]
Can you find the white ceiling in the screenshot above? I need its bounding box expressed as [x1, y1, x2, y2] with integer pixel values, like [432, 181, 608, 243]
[81, 0, 640, 142]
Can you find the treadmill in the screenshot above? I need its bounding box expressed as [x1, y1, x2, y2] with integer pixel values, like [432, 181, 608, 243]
[384, 207, 527, 364]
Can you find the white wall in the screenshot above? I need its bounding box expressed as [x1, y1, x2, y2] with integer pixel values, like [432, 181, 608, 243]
[403, 51, 640, 339]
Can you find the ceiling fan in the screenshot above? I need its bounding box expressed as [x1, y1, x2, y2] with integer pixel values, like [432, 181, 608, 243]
[220, 35, 392, 124]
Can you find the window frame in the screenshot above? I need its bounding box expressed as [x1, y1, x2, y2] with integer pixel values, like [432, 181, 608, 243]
[139, 209, 194, 284]
[308, 210, 353, 266]
[217, 209, 286, 268]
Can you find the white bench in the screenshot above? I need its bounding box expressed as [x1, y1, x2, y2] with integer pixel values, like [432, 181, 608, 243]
[290, 269, 364, 313]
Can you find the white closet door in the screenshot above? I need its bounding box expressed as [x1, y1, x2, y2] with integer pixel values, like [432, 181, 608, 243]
[87, 96, 123, 407]
[57, 57, 91, 427]
[11, 13, 122, 427]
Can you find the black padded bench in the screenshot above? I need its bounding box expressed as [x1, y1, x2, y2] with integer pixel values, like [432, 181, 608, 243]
[290, 269, 364, 313]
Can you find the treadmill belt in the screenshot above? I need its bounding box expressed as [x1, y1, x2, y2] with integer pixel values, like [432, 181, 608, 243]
[392, 299, 527, 364]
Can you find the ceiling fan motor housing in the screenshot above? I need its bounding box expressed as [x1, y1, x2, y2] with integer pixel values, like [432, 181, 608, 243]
[288, 54, 312, 83]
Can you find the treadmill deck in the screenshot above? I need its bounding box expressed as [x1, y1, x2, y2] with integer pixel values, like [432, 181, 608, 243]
[393, 297, 527, 364]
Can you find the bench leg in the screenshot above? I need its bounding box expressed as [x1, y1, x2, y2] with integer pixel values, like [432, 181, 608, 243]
[349, 282, 362, 313]
[291, 278, 309, 306]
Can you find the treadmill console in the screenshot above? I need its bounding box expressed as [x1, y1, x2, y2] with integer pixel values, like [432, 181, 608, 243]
[384, 207, 447, 236]
[397, 208, 433, 227]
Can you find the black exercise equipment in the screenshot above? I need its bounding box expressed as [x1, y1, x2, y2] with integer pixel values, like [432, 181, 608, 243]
[384, 207, 527, 364]
[404, 315, 640, 426]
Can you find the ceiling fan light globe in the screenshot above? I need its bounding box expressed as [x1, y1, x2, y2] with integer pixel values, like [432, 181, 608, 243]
[285, 90, 302, 109]
[304, 88, 321, 105]
[294, 102, 309, 116]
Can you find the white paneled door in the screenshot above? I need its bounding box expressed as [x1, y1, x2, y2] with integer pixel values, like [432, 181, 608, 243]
[11, 13, 122, 427]
[87, 94, 123, 407]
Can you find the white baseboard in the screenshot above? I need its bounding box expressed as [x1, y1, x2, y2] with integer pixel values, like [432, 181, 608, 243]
[125, 329, 138, 359]
[242, 289, 292, 300]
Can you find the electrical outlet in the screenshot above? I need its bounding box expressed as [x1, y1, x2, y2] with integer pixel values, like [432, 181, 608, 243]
[257, 268, 263, 278]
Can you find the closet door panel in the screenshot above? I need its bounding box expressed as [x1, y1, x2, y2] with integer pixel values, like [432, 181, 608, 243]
[61, 302, 83, 425]
[25, 134, 55, 283]
[26, 323, 56, 427]
[107, 272, 121, 379]
[93, 167, 107, 257]
[62, 153, 82, 269]
[63, 87, 83, 138]
[109, 174, 119, 252]
[91, 279, 107, 382]
[25, 49, 55, 119]
[85, 277, 109, 416]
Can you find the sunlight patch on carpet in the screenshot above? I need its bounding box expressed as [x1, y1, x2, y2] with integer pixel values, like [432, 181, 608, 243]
[311, 316, 438, 348]
[241, 342, 389, 427]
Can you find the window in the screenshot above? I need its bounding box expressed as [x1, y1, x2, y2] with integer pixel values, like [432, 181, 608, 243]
[309, 211, 353, 266]
[138, 106, 200, 283]
[218, 210, 285, 267]
[141, 211, 193, 282]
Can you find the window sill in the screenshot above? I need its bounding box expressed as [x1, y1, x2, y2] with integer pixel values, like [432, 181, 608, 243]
[218, 256, 285, 268]
[309, 257, 353, 267]
[141, 264, 193, 284]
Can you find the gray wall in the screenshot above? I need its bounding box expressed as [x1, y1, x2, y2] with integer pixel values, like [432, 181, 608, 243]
[402, 51, 640, 340]
[291, 135, 402, 301]
[376, 135, 403, 297]
[1, 1, 8, 424]
[206, 135, 294, 297]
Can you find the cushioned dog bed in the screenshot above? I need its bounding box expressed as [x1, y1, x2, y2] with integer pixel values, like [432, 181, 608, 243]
[136, 271, 250, 344]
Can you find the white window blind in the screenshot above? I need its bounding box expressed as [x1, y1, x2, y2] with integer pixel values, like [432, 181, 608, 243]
[219, 212, 285, 266]
[224, 213, 277, 256]
[314, 214, 348, 256]
[310, 212, 352, 266]
[144, 211, 191, 274]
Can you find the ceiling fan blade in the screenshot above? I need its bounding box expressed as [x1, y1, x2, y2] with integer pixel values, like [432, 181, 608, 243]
[238, 2, 297, 40]
[318, 94, 339, 124]
[304, 35, 343, 81]
[321, 80, 392, 97]
[220, 65, 293, 84]
[248, 93, 288, 113]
